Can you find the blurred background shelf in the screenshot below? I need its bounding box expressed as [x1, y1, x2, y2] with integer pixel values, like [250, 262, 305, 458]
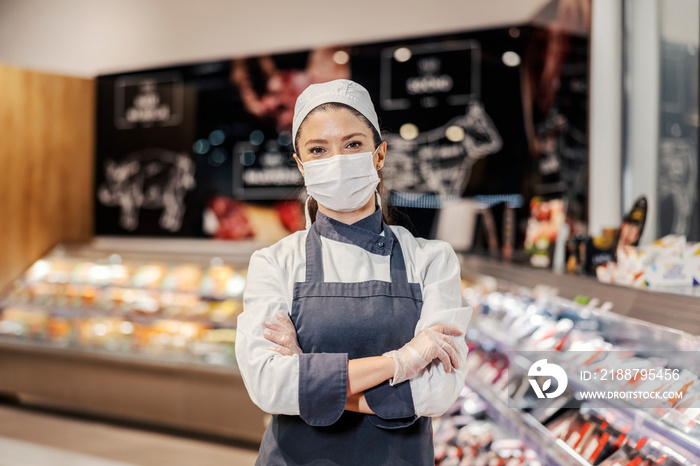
[460, 254, 700, 336]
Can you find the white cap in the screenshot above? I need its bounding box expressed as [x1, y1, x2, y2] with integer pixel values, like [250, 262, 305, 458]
[292, 79, 381, 151]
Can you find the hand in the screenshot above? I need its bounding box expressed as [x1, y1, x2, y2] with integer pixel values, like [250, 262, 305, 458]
[383, 324, 463, 385]
[263, 311, 302, 356]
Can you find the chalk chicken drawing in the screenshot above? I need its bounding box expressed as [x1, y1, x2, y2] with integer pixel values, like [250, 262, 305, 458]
[98, 149, 196, 232]
[382, 101, 502, 196]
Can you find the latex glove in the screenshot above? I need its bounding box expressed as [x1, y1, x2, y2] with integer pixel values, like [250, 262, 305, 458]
[263, 311, 302, 356]
[383, 324, 463, 385]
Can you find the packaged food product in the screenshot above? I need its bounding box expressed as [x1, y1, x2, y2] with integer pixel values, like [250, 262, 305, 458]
[46, 316, 73, 344]
[132, 264, 166, 288]
[199, 265, 235, 298]
[597, 445, 637, 466]
[76, 317, 125, 350]
[0, 307, 49, 338]
[207, 300, 242, 323]
[161, 265, 203, 294]
[546, 410, 580, 438]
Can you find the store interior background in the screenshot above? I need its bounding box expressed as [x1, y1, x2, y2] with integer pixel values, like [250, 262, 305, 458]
[0, 0, 698, 290]
[0, 0, 557, 291]
[0, 0, 700, 464]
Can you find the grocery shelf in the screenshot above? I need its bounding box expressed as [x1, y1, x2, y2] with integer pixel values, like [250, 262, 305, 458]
[585, 404, 700, 462]
[460, 254, 700, 336]
[0, 300, 239, 327]
[465, 373, 590, 466]
[0, 337, 236, 371]
[89, 236, 262, 264]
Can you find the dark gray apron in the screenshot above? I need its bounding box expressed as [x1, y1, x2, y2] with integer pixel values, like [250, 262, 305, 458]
[256, 220, 433, 466]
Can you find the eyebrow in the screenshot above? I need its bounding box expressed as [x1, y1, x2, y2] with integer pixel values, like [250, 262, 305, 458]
[305, 139, 328, 146]
[342, 133, 367, 141]
[304, 133, 368, 147]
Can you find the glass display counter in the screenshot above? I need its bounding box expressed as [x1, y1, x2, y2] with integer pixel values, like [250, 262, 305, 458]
[0, 238, 266, 443]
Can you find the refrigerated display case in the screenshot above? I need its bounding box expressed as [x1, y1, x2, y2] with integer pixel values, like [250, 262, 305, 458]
[451, 256, 700, 465]
[0, 237, 267, 443]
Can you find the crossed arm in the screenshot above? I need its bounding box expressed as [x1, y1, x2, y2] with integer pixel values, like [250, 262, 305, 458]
[262, 312, 463, 414]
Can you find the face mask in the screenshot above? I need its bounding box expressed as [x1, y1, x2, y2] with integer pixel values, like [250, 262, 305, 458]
[302, 150, 380, 212]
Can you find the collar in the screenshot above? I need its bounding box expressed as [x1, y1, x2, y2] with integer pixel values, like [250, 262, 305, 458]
[351, 209, 383, 234]
[313, 209, 393, 256]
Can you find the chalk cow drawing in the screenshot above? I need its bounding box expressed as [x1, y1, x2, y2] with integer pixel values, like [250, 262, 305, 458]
[98, 149, 196, 232]
[382, 101, 502, 196]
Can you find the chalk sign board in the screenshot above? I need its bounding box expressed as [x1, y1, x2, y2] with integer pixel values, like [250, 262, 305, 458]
[95, 27, 589, 239]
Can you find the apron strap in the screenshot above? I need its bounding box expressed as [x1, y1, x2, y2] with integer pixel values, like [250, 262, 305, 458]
[304, 220, 411, 286]
[383, 222, 410, 285]
[305, 222, 325, 282]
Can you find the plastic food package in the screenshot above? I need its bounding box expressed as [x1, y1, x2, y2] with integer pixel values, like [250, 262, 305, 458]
[598, 235, 700, 289]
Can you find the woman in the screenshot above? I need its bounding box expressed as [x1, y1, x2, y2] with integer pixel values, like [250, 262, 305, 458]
[236, 79, 472, 465]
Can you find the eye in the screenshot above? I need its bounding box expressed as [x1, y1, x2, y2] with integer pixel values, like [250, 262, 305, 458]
[308, 147, 326, 156]
[346, 140, 363, 150]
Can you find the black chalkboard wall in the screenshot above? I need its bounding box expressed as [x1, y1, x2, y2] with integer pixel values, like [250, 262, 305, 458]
[95, 26, 589, 240]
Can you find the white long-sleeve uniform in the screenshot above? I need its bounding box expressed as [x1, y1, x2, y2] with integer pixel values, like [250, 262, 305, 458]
[236, 213, 472, 419]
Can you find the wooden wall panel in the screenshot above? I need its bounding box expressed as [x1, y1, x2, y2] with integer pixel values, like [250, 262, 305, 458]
[0, 65, 94, 292]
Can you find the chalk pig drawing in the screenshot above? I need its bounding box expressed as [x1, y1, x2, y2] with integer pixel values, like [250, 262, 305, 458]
[98, 149, 196, 232]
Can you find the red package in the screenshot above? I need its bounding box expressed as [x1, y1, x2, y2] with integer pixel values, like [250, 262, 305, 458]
[276, 200, 305, 232]
[205, 196, 255, 240]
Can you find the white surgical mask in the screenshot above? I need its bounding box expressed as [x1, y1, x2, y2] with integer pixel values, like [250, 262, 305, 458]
[302, 150, 380, 213]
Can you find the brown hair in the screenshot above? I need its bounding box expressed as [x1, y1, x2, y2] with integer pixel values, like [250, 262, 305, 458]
[295, 102, 394, 225]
